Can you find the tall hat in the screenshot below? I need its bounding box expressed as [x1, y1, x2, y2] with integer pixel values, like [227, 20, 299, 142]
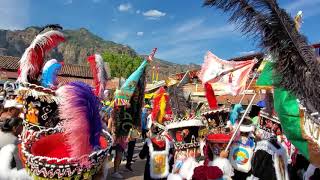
[21, 82, 112, 179]
[16, 26, 65, 131]
[256, 110, 282, 140]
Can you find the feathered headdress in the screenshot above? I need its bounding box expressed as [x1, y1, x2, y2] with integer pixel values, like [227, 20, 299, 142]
[17, 30, 65, 83]
[57, 82, 102, 165]
[41, 59, 63, 88]
[151, 87, 173, 124]
[87, 54, 108, 99]
[204, 0, 320, 119]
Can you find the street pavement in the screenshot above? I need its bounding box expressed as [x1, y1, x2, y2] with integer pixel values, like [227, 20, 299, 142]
[107, 140, 146, 180]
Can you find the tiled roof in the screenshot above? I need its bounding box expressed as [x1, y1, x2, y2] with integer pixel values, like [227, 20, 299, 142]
[57, 76, 93, 85]
[59, 64, 92, 78]
[0, 56, 19, 70]
[0, 55, 92, 78]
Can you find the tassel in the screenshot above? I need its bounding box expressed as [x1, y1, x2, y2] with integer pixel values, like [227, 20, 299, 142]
[204, 82, 218, 109]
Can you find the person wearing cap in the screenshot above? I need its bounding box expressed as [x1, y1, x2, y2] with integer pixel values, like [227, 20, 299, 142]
[229, 118, 255, 180]
[205, 133, 234, 180]
[142, 104, 152, 140]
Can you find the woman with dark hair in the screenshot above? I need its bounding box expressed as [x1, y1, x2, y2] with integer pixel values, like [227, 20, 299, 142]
[0, 117, 30, 179]
[0, 117, 23, 149]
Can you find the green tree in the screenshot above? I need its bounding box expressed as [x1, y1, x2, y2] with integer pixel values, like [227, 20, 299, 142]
[102, 51, 143, 79]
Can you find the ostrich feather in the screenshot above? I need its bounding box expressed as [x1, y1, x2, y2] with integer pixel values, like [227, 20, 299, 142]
[151, 87, 172, 124]
[41, 59, 62, 88]
[229, 104, 243, 125]
[87, 54, 108, 99]
[57, 82, 102, 165]
[17, 30, 65, 83]
[204, 0, 320, 116]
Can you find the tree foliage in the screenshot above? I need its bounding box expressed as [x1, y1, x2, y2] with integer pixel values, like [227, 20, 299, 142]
[102, 51, 143, 78]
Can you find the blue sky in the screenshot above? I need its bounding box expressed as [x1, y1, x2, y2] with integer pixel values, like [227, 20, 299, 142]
[1, 0, 320, 64]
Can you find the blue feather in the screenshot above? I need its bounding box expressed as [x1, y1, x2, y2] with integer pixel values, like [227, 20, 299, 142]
[229, 104, 243, 125]
[41, 61, 62, 88]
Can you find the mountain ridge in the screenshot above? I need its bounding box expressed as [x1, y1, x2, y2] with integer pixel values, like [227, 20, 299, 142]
[0, 26, 200, 78]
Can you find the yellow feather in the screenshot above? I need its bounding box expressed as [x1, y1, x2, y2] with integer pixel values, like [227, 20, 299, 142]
[158, 94, 166, 124]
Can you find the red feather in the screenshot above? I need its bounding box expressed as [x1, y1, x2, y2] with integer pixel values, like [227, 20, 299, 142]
[204, 82, 218, 109]
[18, 30, 65, 82]
[87, 55, 99, 96]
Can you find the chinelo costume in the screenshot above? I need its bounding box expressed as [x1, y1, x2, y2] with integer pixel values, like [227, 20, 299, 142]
[0, 25, 113, 180]
[139, 87, 175, 180]
[188, 107, 233, 180]
[249, 110, 289, 180]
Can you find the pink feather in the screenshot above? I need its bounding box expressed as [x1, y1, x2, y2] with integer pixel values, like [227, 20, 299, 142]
[18, 30, 65, 83]
[57, 85, 92, 166]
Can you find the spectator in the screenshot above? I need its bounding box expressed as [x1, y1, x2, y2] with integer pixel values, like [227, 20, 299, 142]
[125, 125, 140, 171]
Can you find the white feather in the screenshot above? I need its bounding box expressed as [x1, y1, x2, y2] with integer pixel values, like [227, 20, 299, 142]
[0, 144, 31, 180]
[0, 131, 17, 149]
[17, 30, 64, 83]
[42, 59, 58, 72]
[94, 54, 107, 98]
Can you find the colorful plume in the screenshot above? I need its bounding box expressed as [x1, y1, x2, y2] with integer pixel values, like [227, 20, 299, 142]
[87, 54, 108, 99]
[151, 87, 173, 124]
[57, 82, 102, 165]
[41, 59, 63, 88]
[17, 30, 65, 83]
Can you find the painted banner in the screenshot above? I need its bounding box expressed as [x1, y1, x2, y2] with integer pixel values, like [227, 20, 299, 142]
[255, 60, 320, 166]
[198, 51, 255, 96]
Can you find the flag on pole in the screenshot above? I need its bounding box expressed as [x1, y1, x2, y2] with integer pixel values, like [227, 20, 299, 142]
[199, 51, 255, 96]
[255, 59, 320, 166]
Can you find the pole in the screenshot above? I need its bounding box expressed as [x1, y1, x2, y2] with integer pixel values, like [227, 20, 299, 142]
[238, 72, 257, 104]
[225, 93, 257, 151]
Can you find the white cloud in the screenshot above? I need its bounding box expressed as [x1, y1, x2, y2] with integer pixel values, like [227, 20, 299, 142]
[136, 10, 141, 14]
[239, 50, 256, 56]
[137, 32, 144, 36]
[118, 3, 132, 12]
[176, 18, 205, 33]
[0, 0, 29, 30]
[143, 10, 166, 20]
